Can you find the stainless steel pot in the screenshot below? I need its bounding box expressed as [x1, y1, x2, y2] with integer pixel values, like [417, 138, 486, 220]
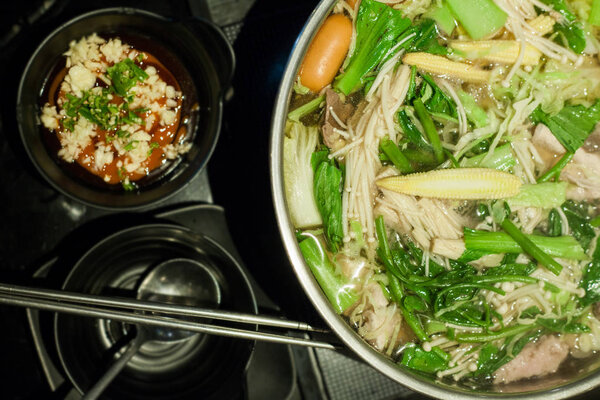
[270, 1, 600, 398]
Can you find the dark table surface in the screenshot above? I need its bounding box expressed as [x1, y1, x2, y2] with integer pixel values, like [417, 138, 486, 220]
[0, 0, 323, 398]
[1, 1, 599, 400]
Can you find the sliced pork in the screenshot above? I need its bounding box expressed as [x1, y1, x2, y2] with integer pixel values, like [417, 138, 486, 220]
[532, 123, 600, 201]
[321, 88, 354, 152]
[493, 335, 570, 384]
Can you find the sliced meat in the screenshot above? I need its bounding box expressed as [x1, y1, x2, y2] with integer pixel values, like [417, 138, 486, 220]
[532, 123, 600, 201]
[594, 302, 600, 320]
[364, 281, 389, 309]
[321, 88, 354, 152]
[336, 254, 368, 281]
[361, 308, 398, 351]
[582, 124, 600, 153]
[493, 335, 570, 384]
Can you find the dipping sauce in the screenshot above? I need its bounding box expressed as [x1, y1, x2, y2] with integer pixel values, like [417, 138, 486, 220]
[40, 34, 192, 190]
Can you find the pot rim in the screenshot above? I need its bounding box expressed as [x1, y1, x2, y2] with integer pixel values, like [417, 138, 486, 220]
[268, 0, 600, 398]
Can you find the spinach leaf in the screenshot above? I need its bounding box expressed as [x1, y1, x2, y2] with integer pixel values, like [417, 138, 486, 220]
[537, 317, 591, 333]
[314, 160, 344, 252]
[483, 262, 536, 276]
[520, 306, 542, 319]
[548, 209, 562, 237]
[107, 58, 149, 97]
[561, 201, 596, 250]
[541, 0, 586, 53]
[397, 109, 432, 150]
[530, 100, 600, 153]
[580, 235, 600, 307]
[401, 343, 449, 374]
[420, 74, 457, 119]
[406, 19, 448, 55]
[334, 0, 411, 95]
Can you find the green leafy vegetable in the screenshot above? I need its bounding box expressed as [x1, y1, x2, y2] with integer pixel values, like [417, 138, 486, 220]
[334, 0, 411, 95]
[314, 159, 344, 252]
[288, 95, 324, 122]
[405, 19, 448, 55]
[463, 228, 586, 260]
[537, 152, 574, 183]
[548, 209, 563, 237]
[455, 323, 532, 343]
[401, 344, 449, 373]
[419, 74, 458, 120]
[397, 110, 432, 150]
[457, 90, 488, 128]
[426, 1, 457, 34]
[542, 0, 586, 53]
[284, 123, 323, 229]
[462, 144, 515, 171]
[483, 262, 536, 277]
[530, 101, 600, 153]
[520, 306, 543, 319]
[298, 235, 359, 313]
[475, 329, 544, 376]
[380, 137, 413, 173]
[446, 0, 507, 40]
[413, 98, 444, 163]
[561, 201, 596, 250]
[506, 182, 567, 209]
[580, 235, 600, 307]
[502, 217, 562, 275]
[591, 0, 600, 26]
[537, 317, 590, 333]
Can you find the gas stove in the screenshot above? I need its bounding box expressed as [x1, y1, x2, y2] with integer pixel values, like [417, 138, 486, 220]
[0, 0, 416, 399]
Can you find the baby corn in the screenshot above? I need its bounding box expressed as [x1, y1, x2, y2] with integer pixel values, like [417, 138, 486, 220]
[449, 40, 541, 65]
[376, 168, 522, 200]
[402, 53, 491, 83]
[527, 14, 556, 35]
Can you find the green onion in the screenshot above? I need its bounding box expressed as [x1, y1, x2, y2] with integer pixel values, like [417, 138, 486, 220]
[287, 95, 324, 122]
[147, 142, 160, 156]
[548, 209, 562, 236]
[124, 140, 139, 151]
[455, 323, 532, 343]
[413, 98, 444, 163]
[537, 152, 574, 183]
[406, 66, 417, 103]
[500, 218, 563, 275]
[380, 138, 413, 173]
[397, 110, 432, 150]
[464, 228, 585, 261]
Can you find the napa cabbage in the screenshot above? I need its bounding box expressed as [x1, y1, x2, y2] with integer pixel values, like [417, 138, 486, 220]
[283, 122, 322, 229]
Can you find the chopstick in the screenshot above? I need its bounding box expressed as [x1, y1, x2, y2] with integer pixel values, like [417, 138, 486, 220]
[0, 283, 328, 333]
[0, 285, 338, 350]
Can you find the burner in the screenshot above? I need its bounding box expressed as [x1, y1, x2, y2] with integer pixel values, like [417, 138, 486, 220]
[23, 205, 302, 400]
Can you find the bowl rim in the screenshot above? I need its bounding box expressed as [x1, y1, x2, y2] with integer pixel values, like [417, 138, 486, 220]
[53, 222, 259, 396]
[269, 0, 600, 398]
[16, 7, 230, 211]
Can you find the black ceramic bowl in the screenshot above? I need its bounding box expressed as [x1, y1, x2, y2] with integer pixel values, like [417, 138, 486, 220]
[54, 224, 257, 400]
[17, 8, 234, 210]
